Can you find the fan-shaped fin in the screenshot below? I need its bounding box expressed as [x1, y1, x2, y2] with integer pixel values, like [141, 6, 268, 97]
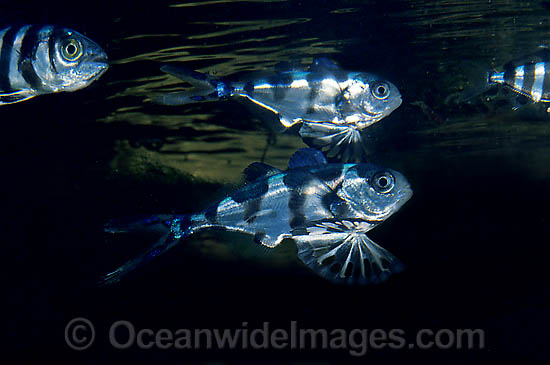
[293, 220, 403, 285]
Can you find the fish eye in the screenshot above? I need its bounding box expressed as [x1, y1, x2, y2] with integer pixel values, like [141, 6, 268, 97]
[372, 82, 390, 100]
[372, 172, 395, 193]
[61, 38, 83, 62]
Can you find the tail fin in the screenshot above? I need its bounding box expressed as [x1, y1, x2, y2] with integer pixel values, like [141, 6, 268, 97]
[447, 61, 492, 104]
[155, 65, 229, 105]
[100, 215, 193, 285]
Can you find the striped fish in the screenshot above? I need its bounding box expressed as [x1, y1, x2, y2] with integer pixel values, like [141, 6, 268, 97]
[101, 148, 412, 286]
[156, 58, 402, 162]
[0, 25, 108, 105]
[489, 62, 550, 103]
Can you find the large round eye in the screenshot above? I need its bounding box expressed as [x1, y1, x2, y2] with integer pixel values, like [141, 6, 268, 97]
[61, 38, 83, 61]
[372, 171, 395, 193]
[372, 82, 390, 100]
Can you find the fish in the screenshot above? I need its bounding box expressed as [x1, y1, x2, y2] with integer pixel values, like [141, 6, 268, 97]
[457, 47, 550, 109]
[0, 25, 108, 105]
[102, 148, 412, 285]
[156, 58, 402, 161]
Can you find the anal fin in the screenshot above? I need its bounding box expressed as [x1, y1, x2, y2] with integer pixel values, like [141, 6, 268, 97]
[0, 90, 36, 105]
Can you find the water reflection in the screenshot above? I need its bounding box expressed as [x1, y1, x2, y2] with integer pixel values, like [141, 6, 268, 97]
[97, 0, 550, 183]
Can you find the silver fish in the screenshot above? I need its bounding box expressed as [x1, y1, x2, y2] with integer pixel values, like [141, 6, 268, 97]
[102, 148, 412, 285]
[0, 25, 108, 105]
[457, 47, 550, 109]
[490, 61, 550, 103]
[157, 58, 402, 161]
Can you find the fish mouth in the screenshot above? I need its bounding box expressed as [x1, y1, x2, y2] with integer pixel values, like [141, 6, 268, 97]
[90, 52, 109, 69]
[394, 187, 413, 209]
[395, 94, 403, 107]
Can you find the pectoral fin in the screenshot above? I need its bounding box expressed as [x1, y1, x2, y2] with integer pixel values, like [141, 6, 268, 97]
[0, 90, 36, 105]
[293, 221, 403, 285]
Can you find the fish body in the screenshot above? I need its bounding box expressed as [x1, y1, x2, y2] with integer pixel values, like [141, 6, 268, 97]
[489, 62, 550, 103]
[0, 25, 108, 105]
[103, 148, 412, 285]
[159, 58, 402, 128]
[157, 58, 402, 161]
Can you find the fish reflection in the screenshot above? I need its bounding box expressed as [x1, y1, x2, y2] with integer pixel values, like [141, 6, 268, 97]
[157, 58, 402, 161]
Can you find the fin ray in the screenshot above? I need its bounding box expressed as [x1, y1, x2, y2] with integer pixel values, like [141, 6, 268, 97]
[299, 122, 368, 162]
[294, 220, 403, 285]
[101, 215, 192, 285]
[0, 90, 36, 105]
[156, 64, 220, 105]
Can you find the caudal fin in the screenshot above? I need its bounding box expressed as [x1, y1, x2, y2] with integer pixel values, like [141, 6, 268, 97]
[101, 215, 192, 285]
[447, 61, 492, 104]
[293, 220, 403, 285]
[155, 64, 227, 105]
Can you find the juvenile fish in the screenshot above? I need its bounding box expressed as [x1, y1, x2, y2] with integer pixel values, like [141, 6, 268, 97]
[156, 58, 402, 161]
[458, 47, 550, 108]
[489, 61, 550, 103]
[0, 25, 108, 105]
[102, 148, 412, 285]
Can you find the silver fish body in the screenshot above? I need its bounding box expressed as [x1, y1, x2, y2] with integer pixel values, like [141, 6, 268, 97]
[159, 58, 402, 129]
[103, 148, 412, 285]
[490, 62, 550, 103]
[0, 25, 108, 105]
[157, 59, 402, 161]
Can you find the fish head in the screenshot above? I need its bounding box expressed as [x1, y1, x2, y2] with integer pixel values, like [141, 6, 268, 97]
[345, 73, 402, 126]
[35, 27, 108, 92]
[336, 164, 412, 221]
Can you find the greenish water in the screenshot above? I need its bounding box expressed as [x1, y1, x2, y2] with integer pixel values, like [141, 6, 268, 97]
[4, 0, 550, 363]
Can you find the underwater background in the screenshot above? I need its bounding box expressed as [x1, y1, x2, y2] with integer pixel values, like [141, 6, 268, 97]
[4, 0, 550, 362]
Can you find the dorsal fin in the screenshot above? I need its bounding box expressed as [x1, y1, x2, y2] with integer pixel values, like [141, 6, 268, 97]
[288, 148, 327, 169]
[310, 57, 340, 73]
[243, 162, 282, 183]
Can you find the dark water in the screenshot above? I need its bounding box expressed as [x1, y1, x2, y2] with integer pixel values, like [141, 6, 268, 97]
[5, 0, 550, 362]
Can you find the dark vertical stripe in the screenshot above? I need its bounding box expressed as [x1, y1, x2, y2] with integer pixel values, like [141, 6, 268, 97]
[48, 26, 63, 73]
[313, 165, 342, 182]
[242, 180, 269, 223]
[18, 25, 45, 91]
[321, 188, 344, 217]
[521, 63, 536, 97]
[542, 62, 550, 101]
[243, 81, 254, 95]
[204, 204, 218, 224]
[288, 190, 306, 228]
[308, 85, 319, 101]
[0, 26, 19, 92]
[268, 73, 292, 102]
[503, 69, 516, 87]
[230, 178, 269, 224]
[244, 199, 262, 223]
[284, 171, 311, 229]
[253, 231, 266, 245]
